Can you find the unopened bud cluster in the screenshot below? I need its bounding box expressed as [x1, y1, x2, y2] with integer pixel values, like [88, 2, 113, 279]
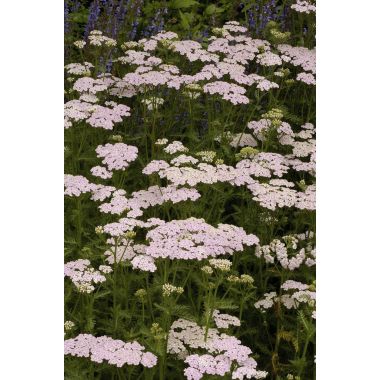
[162, 284, 184, 297]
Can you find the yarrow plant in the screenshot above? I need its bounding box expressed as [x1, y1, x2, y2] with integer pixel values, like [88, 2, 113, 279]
[65, 5, 316, 379]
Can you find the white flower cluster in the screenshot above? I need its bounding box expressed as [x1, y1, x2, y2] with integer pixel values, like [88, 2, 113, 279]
[88, 30, 117, 47]
[209, 259, 232, 272]
[255, 232, 315, 270]
[162, 284, 184, 297]
[254, 280, 315, 313]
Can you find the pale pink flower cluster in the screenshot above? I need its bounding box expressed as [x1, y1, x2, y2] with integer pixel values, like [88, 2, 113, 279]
[287, 153, 316, 175]
[131, 254, 157, 272]
[203, 81, 249, 105]
[168, 319, 267, 380]
[64, 99, 93, 126]
[139, 38, 158, 51]
[64, 174, 95, 196]
[222, 21, 248, 34]
[86, 103, 131, 129]
[197, 62, 278, 92]
[171, 154, 199, 166]
[64, 259, 110, 293]
[151, 30, 178, 41]
[247, 180, 316, 211]
[117, 50, 162, 66]
[296, 72, 316, 85]
[73, 76, 110, 93]
[90, 165, 113, 179]
[200, 62, 246, 80]
[291, 140, 315, 157]
[164, 141, 189, 154]
[103, 236, 156, 271]
[208, 32, 269, 65]
[94, 143, 138, 172]
[145, 217, 259, 260]
[91, 184, 118, 201]
[278, 44, 316, 74]
[127, 186, 200, 217]
[64, 99, 130, 130]
[247, 119, 294, 143]
[237, 153, 291, 177]
[104, 237, 139, 264]
[65, 62, 93, 75]
[142, 160, 170, 175]
[123, 69, 172, 88]
[213, 310, 241, 329]
[102, 217, 164, 237]
[291, 0, 316, 14]
[256, 51, 282, 67]
[170, 40, 219, 63]
[64, 175, 117, 201]
[281, 280, 310, 291]
[144, 158, 253, 188]
[79, 93, 99, 103]
[64, 334, 157, 368]
[184, 354, 231, 379]
[99, 185, 201, 217]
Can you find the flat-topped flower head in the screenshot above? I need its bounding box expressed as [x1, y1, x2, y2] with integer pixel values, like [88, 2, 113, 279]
[168, 319, 267, 379]
[64, 259, 107, 293]
[213, 310, 241, 329]
[95, 143, 138, 172]
[146, 218, 259, 261]
[64, 334, 157, 368]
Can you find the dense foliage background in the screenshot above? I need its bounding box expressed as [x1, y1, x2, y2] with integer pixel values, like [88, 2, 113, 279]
[65, 0, 315, 52]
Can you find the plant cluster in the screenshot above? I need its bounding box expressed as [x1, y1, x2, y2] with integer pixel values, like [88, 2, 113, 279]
[64, 2, 316, 379]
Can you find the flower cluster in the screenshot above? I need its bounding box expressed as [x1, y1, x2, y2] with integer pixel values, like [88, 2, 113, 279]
[64, 334, 157, 368]
[291, 0, 316, 14]
[94, 143, 138, 173]
[64, 17, 316, 379]
[167, 319, 267, 380]
[208, 259, 232, 272]
[145, 218, 259, 260]
[162, 284, 184, 297]
[88, 30, 117, 47]
[99, 185, 200, 217]
[254, 281, 315, 313]
[255, 232, 316, 269]
[203, 81, 249, 105]
[212, 310, 241, 329]
[65, 62, 93, 76]
[64, 259, 111, 293]
[64, 99, 131, 130]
